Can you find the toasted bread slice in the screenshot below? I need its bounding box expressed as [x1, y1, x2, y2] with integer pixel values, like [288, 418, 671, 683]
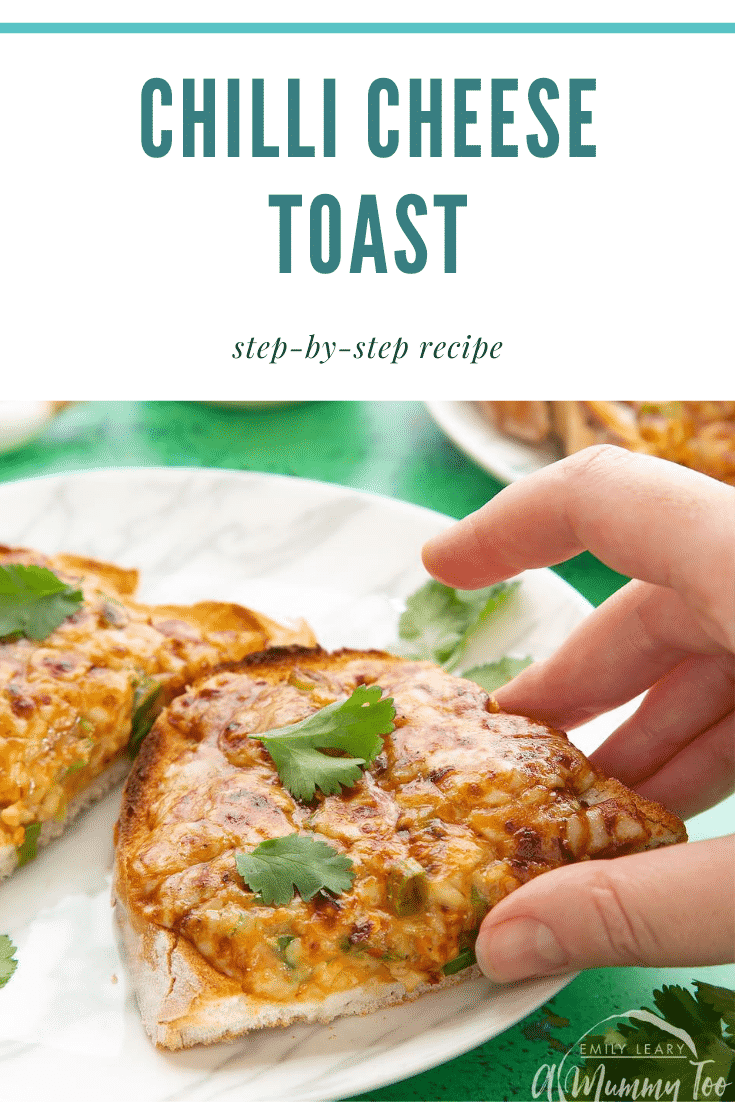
[0, 547, 315, 880]
[113, 647, 686, 1050]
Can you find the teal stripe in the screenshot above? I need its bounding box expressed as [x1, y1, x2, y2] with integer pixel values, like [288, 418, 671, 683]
[0, 22, 733, 33]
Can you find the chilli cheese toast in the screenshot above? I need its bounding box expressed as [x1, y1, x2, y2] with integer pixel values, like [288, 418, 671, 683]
[0, 547, 315, 880]
[478, 400, 735, 485]
[113, 647, 686, 1050]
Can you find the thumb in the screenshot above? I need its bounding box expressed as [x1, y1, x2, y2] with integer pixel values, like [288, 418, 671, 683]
[475, 836, 734, 981]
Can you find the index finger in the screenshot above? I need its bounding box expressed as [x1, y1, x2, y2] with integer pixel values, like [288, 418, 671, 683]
[422, 446, 735, 650]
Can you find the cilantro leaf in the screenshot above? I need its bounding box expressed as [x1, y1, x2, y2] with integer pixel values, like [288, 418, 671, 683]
[261, 684, 394, 762]
[724, 1013, 735, 1051]
[694, 981, 735, 1020]
[462, 656, 533, 694]
[254, 684, 395, 802]
[456, 582, 519, 627]
[579, 982, 735, 1100]
[266, 745, 367, 803]
[0, 564, 84, 641]
[0, 935, 18, 989]
[653, 983, 720, 1032]
[16, 821, 41, 867]
[395, 580, 470, 666]
[235, 834, 355, 906]
[396, 579, 519, 670]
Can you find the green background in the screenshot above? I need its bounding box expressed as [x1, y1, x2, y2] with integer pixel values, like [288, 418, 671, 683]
[1, 400, 731, 1102]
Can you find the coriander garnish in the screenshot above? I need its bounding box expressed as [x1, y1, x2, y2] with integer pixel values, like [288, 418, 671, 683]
[251, 684, 395, 802]
[0, 564, 83, 642]
[236, 834, 355, 906]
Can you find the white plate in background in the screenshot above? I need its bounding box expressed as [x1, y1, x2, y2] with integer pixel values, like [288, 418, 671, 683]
[0, 402, 61, 456]
[426, 400, 562, 484]
[1, 466, 617, 1102]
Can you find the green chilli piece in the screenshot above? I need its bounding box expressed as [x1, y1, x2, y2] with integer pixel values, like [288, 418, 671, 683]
[386, 857, 428, 917]
[443, 918, 484, 975]
[442, 946, 477, 975]
[274, 935, 300, 969]
[100, 598, 127, 628]
[128, 677, 163, 757]
[65, 728, 94, 776]
[287, 672, 315, 692]
[64, 760, 88, 777]
[471, 885, 490, 920]
[17, 822, 42, 867]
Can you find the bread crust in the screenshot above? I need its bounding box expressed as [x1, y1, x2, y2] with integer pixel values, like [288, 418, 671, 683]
[115, 894, 478, 1050]
[114, 647, 686, 1049]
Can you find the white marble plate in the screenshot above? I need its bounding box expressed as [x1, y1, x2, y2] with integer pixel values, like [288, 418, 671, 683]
[0, 467, 615, 1102]
[426, 400, 562, 484]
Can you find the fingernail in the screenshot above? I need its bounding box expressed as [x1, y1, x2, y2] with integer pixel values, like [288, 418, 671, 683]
[475, 918, 568, 983]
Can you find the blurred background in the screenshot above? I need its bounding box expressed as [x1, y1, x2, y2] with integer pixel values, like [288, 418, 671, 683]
[0, 400, 629, 606]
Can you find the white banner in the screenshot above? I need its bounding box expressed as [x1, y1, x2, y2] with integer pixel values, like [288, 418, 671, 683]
[0, 24, 732, 395]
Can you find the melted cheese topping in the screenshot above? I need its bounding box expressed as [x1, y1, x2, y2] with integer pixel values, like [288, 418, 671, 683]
[120, 656, 683, 1004]
[0, 550, 296, 852]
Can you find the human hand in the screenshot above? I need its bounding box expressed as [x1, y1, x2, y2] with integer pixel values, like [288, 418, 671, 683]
[422, 445, 735, 979]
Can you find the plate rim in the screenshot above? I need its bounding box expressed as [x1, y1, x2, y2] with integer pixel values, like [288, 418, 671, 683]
[0, 461, 471, 532]
[425, 399, 563, 485]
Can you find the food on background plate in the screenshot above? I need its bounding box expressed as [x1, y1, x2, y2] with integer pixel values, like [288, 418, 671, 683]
[0, 547, 315, 881]
[478, 401, 735, 485]
[0, 401, 70, 457]
[113, 646, 686, 1050]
